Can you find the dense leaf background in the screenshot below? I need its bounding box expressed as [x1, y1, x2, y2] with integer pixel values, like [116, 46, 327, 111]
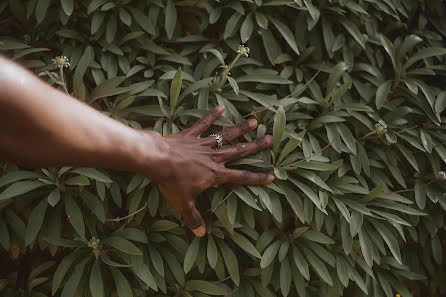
[1, 0, 446, 296]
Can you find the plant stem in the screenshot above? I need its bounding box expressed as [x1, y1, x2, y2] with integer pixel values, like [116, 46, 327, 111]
[59, 66, 69, 94]
[219, 53, 241, 88]
[106, 202, 148, 222]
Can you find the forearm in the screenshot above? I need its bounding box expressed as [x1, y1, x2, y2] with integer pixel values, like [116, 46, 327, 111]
[0, 56, 164, 175]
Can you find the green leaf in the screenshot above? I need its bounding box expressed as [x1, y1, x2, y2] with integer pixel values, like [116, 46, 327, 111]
[415, 180, 426, 210]
[0, 181, 45, 200]
[65, 194, 85, 239]
[376, 80, 392, 110]
[233, 186, 261, 211]
[106, 14, 118, 42]
[396, 143, 419, 172]
[227, 76, 239, 95]
[180, 77, 213, 101]
[273, 106, 286, 157]
[110, 267, 133, 297]
[52, 252, 78, 295]
[149, 246, 164, 276]
[103, 236, 142, 255]
[435, 91, 446, 113]
[47, 188, 61, 207]
[184, 237, 200, 274]
[164, 251, 185, 286]
[237, 74, 292, 84]
[61, 261, 86, 297]
[73, 46, 94, 100]
[90, 260, 104, 297]
[150, 220, 178, 232]
[302, 247, 333, 285]
[132, 256, 157, 290]
[280, 257, 292, 297]
[340, 18, 366, 48]
[292, 245, 310, 280]
[170, 67, 182, 112]
[231, 232, 261, 258]
[289, 178, 326, 214]
[89, 76, 126, 102]
[224, 12, 242, 39]
[129, 7, 155, 35]
[207, 235, 218, 269]
[260, 240, 281, 268]
[0, 170, 42, 188]
[61, 0, 73, 16]
[240, 13, 253, 43]
[25, 199, 47, 246]
[380, 34, 397, 68]
[186, 280, 229, 296]
[115, 228, 148, 243]
[420, 129, 433, 153]
[218, 239, 240, 286]
[296, 169, 333, 193]
[358, 230, 373, 267]
[90, 11, 106, 35]
[301, 230, 334, 244]
[432, 236, 442, 265]
[336, 255, 350, 287]
[278, 130, 305, 163]
[326, 62, 348, 96]
[255, 12, 268, 29]
[71, 168, 112, 183]
[405, 47, 446, 69]
[36, 0, 51, 23]
[371, 221, 402, 264]
[165, 0, 177, 39]
[269, 17, 300, 55]
[80, 190, 105, 223]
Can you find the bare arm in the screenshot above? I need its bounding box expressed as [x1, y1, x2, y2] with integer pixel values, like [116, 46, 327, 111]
[0, 56, 274, 236]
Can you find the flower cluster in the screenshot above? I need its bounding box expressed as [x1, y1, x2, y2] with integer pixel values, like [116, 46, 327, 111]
[375, 122, 388, 134]
[87, 237, 101, 250]
[237, 44, 250, 57]
[52, 56, 70, 68]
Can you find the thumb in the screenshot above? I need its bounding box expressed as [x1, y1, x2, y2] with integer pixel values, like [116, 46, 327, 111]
[182, 201, 206, 237]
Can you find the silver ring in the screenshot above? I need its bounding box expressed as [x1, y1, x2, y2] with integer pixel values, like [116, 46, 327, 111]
[210, 133, 223, 149]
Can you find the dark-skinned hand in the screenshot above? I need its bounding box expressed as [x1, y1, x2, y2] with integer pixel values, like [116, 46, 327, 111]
[147, 106, 274, 237]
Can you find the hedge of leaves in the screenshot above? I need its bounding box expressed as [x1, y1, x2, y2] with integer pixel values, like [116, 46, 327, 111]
[1, 0, 446, 296]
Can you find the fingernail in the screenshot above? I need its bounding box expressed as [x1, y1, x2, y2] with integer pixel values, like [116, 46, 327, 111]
[264, 135, 273, 145]
[216, 105, 225, 112]
[267, 174, 275, 183]
[248, 118, 258, 129]
[192, 226, 206, 237]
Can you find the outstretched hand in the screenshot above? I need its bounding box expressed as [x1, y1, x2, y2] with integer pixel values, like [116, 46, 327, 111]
[145, 106, 274, 237]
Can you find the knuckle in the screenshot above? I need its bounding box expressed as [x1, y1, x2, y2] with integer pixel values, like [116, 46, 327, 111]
[241, 170, 251, 182]
[182, 201, 195, 214]
[239, 120, 251, 131]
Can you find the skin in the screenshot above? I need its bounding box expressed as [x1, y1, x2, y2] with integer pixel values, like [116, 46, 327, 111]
[0, 56, 274, 237]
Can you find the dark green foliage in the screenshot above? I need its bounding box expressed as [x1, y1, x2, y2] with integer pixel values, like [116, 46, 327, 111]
[1, 0, 446, 296]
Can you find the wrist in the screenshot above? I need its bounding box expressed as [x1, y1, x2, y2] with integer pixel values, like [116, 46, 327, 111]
[131, 130, 171, 182]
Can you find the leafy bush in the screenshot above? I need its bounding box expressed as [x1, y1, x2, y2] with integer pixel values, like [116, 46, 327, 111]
[1, 0, 446, 296]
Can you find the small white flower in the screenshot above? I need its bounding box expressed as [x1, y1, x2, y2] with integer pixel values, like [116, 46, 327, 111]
[439, 171, 446, 180]
[52, 56, 70, 68]
[87, 237, 101, 249]
[237, 44, 250, 57]
[375, 123, 387, 135]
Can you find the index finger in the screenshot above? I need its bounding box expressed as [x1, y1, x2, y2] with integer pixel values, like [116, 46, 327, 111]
[188, 105, 225, 136]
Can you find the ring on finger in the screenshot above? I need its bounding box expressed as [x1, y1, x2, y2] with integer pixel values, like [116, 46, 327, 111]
[210, 133, 223, 149]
